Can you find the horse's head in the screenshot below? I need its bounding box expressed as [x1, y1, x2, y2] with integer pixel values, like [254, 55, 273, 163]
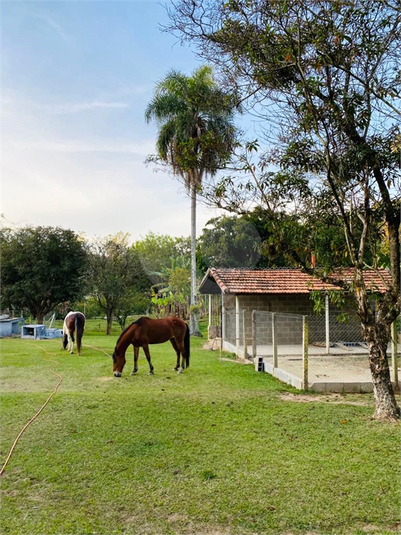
[112, 348, 126, 377]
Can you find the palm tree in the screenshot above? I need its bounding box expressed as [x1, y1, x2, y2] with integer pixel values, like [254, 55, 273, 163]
[145, 65, 238, 335]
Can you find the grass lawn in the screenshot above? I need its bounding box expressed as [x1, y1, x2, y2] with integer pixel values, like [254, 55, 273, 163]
[1, 319, 400, 535]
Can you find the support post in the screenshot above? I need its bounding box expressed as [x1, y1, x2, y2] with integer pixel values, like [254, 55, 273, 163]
[221, 294, 226, 351]
[235, 296, 240, 355]
[325, 293, 330, 355]
[208, 295, 212, 328]
[303, 315, 309, 390]
[272, 313, 278, 369]
[242, 310, 247, 359]
[252, 310, 257, 360]
[391, 321, 399, 391]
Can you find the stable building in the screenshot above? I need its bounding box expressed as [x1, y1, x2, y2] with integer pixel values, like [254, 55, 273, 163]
[199, 267, 392, 357]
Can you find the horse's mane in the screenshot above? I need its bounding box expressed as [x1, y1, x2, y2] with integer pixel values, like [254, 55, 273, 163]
[115, 322, 135, 345]
[115, 317, 148, 345]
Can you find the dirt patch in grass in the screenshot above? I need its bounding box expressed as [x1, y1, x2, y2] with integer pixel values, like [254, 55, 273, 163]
[361, 523, 400, 533]
[124, 513, 233, 535]
[168, 523, 233, 535]
[280, 392, 374, 406]
[98, 376, 114, 382]
[202, 341, 220, 351]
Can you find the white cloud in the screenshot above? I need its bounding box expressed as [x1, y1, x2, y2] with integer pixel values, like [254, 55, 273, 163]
[44, 101, 129, 114]
[7, 139, 155, 156]
[2, 140, 219, 241]
[31, 12, 70, 41]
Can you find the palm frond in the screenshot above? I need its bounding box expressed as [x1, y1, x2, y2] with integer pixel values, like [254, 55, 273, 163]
[146, 65, 240, 185]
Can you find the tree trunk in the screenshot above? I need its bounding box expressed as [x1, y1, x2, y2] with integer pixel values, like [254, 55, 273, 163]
[190, 183, 201, 336]
[364, 324, 400, 421]
[352, 268, 400, 420]
[106, 311, 114, 335]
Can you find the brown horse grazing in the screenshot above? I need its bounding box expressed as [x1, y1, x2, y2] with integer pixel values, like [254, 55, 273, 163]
[112, 316, 190, 377]
[62, 311, 86, 355]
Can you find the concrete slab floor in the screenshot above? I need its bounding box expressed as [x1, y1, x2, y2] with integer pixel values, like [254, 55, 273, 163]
[260, 354, 400, 393]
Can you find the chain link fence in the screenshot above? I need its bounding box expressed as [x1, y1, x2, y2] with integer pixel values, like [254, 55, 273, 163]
[219, 308, 400, 392]
[308, 313, 364, 348]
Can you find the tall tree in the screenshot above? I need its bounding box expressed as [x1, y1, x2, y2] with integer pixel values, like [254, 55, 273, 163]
[198, 215, 262, 268]
[87, 234, 150, 334]
[133, 232, 191, 285]
[0, 226, 87, 323]
[168, 0, 401, 420]
[145, 65, 239, 335]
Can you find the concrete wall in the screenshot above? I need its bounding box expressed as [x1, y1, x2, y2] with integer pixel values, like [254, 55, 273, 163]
[237, 293, 315, 316]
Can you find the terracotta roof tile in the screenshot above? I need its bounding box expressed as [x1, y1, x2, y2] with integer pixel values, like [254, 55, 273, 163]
[199, 268, 392, 295]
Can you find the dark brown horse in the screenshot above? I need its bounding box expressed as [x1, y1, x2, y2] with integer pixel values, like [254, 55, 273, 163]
[112, 316, 190, 377]
[62, 311, 86, 355]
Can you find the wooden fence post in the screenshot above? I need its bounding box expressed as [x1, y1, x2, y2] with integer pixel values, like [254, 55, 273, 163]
[303, 315, 309, 390]
[242, 310, 248, 359]
[221, 302, 226, 350]
[272, 313, 278, 369]
[235, 297, 240, 355]
[252, 310, 256, 360]
[325, 294, 330, 355]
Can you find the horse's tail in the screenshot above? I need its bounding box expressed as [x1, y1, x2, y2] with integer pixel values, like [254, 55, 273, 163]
[184, 323, 190, 368]
[62, 319, 68, 349]
[62, 332, 68, 350]
[75, 314, 85, 354]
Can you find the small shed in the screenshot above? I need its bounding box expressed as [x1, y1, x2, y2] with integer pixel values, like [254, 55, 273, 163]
[0, 317, 25, 338]
[21, 324, 47, 339]
[21, 324, 63, 340]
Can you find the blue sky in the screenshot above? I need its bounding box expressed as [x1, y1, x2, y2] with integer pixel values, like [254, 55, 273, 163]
[1, 0, 242, 242]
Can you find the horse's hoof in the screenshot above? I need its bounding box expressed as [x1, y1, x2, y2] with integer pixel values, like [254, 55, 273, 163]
[148, 371, 154, 375]
[130, 371, 137, 376]
[70, 351, 74, 354]
[173, 367, 179, 371]
[177, 368, 183, 374]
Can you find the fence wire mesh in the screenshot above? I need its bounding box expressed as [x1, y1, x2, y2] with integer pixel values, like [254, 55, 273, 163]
[308, 313, 364, 347]
[223, 308, 237, 348]
[252, 311, 304, 356]
[220, 308, 400, 390]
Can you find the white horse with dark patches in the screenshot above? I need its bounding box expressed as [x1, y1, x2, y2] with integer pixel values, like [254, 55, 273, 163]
[62, 311, 86, 355]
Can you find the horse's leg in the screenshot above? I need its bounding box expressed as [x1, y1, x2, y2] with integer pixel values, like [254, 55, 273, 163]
[68, 332, 75, 354]
[130, 346, 139, 375]
[76, 316, 84, 355]
[62, 323, 67, 350]
[170, 338, 181, 371]
[176, 340, 186, 373]
[142, 344, 154, 375]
